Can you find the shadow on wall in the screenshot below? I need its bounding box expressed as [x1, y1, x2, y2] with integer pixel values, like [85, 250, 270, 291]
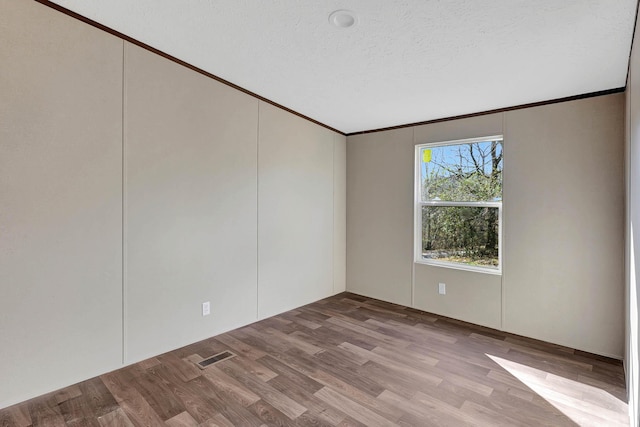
[630, 220, 640, 426]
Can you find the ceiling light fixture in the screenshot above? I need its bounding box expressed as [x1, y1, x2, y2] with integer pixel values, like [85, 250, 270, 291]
[329, 10, 357, 29]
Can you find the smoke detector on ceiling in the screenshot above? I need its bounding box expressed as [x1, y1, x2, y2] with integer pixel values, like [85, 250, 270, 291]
[329, 10, 358, 28]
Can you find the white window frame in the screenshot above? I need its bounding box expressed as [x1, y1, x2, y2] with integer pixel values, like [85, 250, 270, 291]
[414, 135, 503, 275]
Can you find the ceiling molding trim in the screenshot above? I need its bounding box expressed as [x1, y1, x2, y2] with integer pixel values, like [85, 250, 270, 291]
[31, 1, 629, 139]
[625, 0, 640, 86]
[346, 87, 626, 137]
[33, 0, 346, 136]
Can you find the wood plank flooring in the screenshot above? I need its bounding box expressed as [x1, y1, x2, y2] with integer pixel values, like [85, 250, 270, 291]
[0, 292, 628, 426]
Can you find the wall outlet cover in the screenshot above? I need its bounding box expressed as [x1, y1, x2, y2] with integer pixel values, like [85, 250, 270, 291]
[438, 283, 446, 295]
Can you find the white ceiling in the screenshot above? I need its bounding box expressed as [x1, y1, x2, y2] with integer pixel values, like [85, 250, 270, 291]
[50, 0, 637, 134]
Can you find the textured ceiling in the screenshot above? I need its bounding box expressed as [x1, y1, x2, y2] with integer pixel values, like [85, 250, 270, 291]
[49, 0, 637, 134]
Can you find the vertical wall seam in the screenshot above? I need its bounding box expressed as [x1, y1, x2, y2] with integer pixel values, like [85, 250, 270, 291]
[625, 79, 631, 384]
[121, 40, 127, 365]
[631, 71, 638, 425]
[332, 134, 336, 295]
[501, 112, 506, 331]
[411, 127, 416, 308]
[256, 101, 260, 320]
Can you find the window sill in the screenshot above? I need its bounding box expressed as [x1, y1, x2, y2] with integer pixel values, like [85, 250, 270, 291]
[414, 259, 502, 276]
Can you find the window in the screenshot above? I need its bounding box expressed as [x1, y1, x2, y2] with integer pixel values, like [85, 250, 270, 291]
[415, 136, 503, 274]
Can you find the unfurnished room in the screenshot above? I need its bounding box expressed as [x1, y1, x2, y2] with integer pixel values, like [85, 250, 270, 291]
[2, 0, 640, 426]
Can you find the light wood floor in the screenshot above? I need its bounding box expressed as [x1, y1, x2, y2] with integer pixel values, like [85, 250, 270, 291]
[0, 293, 628, 426]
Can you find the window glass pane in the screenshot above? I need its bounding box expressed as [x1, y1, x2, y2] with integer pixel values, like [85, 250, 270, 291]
[420, 140, 503, 202]
[422, 206, 499, 269]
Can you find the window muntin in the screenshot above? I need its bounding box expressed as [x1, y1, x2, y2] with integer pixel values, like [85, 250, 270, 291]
[415, 136, 503, 273]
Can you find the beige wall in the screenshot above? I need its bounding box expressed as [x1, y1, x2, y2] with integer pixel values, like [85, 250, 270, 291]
[347, 128, 414, 306]
[257, 102, 335, 318]
[0, 1, 123, 408]
[334, 134, 348, 294]
[414, 264, 502, 329]
[124, 43, 260, 363]
[504, 95, 624, 358]
[347, 94, 625, 358]
[625, 8, 640, 425]
[0, 1, 345, 409]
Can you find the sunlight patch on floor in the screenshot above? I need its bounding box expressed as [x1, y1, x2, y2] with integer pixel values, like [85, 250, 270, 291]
[486, 354, 628, 427]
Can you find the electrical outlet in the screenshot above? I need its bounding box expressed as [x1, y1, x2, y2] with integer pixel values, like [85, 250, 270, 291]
[438, 283, 446, 295]
[202, 301, 210, 316]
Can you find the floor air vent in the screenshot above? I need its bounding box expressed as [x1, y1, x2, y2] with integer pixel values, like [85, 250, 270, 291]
[197, 350, 236, 369]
